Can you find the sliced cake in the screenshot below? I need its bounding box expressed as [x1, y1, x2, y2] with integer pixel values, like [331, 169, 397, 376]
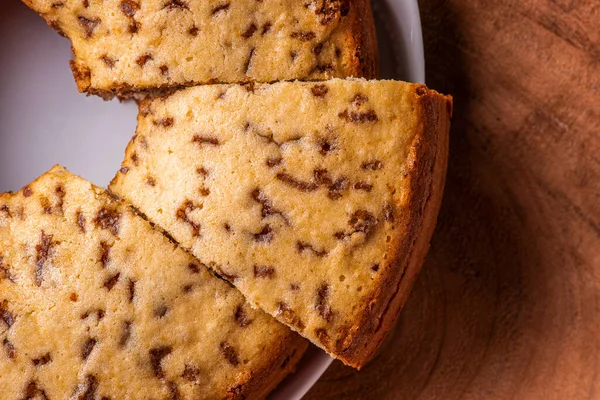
[0, 166, 307, 399]
[109, 78, 452, 368]
[22, 0, 378, 98]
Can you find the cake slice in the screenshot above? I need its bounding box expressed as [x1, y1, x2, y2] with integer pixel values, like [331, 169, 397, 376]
[109, 78, 452, 368]
[0, 166, 307, 399]
[21, 0, 378, 99]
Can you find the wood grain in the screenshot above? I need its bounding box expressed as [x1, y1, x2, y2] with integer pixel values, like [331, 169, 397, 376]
[305, 0, 600, 398]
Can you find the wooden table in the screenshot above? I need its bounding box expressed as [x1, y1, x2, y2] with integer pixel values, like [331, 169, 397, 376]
[306, 1, 600, 398]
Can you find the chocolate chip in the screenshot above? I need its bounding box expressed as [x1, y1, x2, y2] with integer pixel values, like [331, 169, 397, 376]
[54, 186, 65, 215]
[119, 320, 132, 346]
[154, 305, 168, 318]
[182, 364, 200, 381]
[291, 31, 316, 41]
[251, 189, 288, 223]
[351, 94, 369, 106]
[73, 374, 97, 400]
[348, 210, 378, 236]
[94, 208, 121, 236]
[24, 380, 48, 400]
[176, 201, 201, 236]
[153, 117, 174, 127]
[315, 283, 333, 322]
[78, 16, 101, 39]
[0, 257, 14, 283]
[241, 23, 257, 38]
[211, 2, 230, 14]
[354, 181, 373, 192]
[192, 135, 220, 146]
[189, 26, 199, 36]
[328, 177, 349, 200]
[371, 264, 380, 272]
[149, 346, 172, 378]
[311, 84, 328, 97]
[315, 328, 329, 344]
[136, 53, 153, 67]
[244, 47, 255, 74]
[297, 241, 327, 257]
[131, 152, 139, 166]
[119, 167, 129, 175]
[234, 306, 252, 327]
[129, 20, 140, 33]
[223, 223, 231, 232]
[318, 138, 336, 155]
[159, 65, 169, 76]
[313, 42, 324, 55]
[290, 50, 298, 61]
[35, 231, 55, 287]
[167, 381, 181, 400]
[253, 265, 275, 278]
[22, 185, 32, 197]
[76, 210, 86, 233]
[32, 352, 51, 366]
[290, 283, 300, 291]
[3, 338, 15, 359]
[362, 160, 383, 170]
[100, 241, 111, 267]
[81, 337, 97, 360]
[261, 22, 272, 35]
[338, 110, 378, 123]
[103, 272, 120, 291]
[384, 204, 395, 223]
[276, 302, 305, 330]
[0, 205, 11, 218]
[276, 173, 319, 191]
[120, 0, 139, 17]
[163, 0, 189, 10]
[313, 168, 332, 186]
[266, 157, 282, 167]
[188, 263, 201, 274]
[182, 284, 194, 293]
[228, 384, 244, 397]
[100, 55, 116, 68]
[128, 279, 136, 302]
[252, 225, 273, 243]
[219, 342, 239, 366]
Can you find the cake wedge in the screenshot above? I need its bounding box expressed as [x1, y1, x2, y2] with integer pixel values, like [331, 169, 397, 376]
[109, 78, 452, 368]
[21, 0, 378, 99]
[0, 166, 307, 399]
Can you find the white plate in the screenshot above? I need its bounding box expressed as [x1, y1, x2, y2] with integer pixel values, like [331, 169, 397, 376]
[0, 1, 424, 398]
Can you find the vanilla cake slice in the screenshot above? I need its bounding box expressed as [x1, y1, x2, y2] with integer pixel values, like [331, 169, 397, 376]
[109, 79, 452, 368]
[22, 0, 378, 98]
[0, 166, 307, 399]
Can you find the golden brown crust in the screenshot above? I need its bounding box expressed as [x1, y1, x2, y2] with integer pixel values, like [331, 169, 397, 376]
[333, 87, 452, 368]
[345, 0, 379, 79]
[241, 337, 309, 400]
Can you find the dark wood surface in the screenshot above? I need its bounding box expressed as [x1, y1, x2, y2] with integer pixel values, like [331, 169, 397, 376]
[306, 0, 600, 398]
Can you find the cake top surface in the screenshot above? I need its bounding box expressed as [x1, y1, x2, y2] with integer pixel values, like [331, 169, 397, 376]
[23, 0, 377, 97]
[109, 78, 451, 367]
[0, 165, 305, 399]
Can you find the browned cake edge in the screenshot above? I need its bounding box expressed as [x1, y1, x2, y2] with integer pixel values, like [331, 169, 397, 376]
[21, 0, 379, 100]
[344, 0, 379, 79]
[2, 165, 309, 400]
[333, 87, 452, 368]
